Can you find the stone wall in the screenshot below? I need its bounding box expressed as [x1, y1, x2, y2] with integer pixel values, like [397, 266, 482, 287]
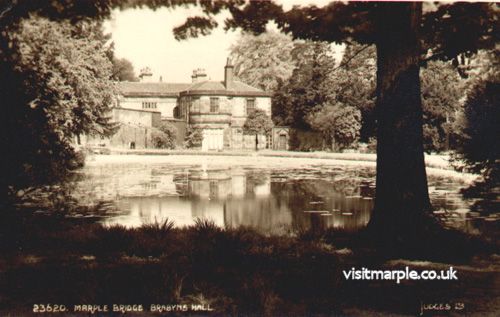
[118, 96, 178, 118]
[112, 107, 161, 128]
[110, 124, 155, 149]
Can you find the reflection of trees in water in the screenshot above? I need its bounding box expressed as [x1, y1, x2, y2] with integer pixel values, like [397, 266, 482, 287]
[244, 170, 270, 197]
[271, 180, 373, 232]
[461, 172, 500, 216]
[12, 170, 118, 217]
[426, 175, 498, 236]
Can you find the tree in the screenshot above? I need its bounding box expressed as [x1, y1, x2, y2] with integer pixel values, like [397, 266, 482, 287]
[307, 103, 361, 151]
[455, 80, 499, 176]
[420, 60, 465, 152]
[230, 31, 295, 92]
[2, 15, 117, 188]
[243, 109, 273, 151]
[273, 41, 372, 150]
[112, 57, 138, 82]
[452, 63, 499, 213]
[171, 1, 496, 241]
[272, 41, 336, 130]
[335, 43, 376, 141]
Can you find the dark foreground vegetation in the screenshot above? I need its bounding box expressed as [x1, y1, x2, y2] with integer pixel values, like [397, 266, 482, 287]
[1, 206, 499, 316]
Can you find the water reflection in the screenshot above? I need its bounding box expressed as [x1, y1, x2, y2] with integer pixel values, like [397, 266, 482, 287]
[71, 165, 375, 234]
[69, 163, 496, 236]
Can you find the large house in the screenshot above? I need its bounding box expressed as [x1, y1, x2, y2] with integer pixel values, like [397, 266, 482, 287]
[107, 58, 282, 150]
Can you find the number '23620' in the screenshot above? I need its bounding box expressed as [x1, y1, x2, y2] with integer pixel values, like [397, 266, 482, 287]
[33, 304, 67, 313]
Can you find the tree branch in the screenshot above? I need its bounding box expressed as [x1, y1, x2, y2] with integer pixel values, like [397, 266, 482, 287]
[328, 44, 370, 75]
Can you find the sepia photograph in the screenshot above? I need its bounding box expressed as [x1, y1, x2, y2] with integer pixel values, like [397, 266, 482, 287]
[0, 0, 498, 316]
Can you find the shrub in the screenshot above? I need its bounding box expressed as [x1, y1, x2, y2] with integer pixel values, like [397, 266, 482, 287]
[452, 79, 499, 212]
[151, 123, 177, 149]
[184, 128, 203, 148]
[159, 122, 178, 141]
[288, 129, 323, 151]
[453, 80, 499, 174]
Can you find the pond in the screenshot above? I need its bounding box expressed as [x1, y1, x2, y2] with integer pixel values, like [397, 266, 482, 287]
[61, 155, 498, 237]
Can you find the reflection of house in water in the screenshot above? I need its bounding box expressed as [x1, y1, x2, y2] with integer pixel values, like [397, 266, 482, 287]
[110, 196, 193, 228]
[187, 169, 287, 232]
[94, 166, 373, 232]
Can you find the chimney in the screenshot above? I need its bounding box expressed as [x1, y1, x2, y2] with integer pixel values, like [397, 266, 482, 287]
[191, 68, 207, 83]
[138, 67, 153, 83]
[224, 57, 234, 89]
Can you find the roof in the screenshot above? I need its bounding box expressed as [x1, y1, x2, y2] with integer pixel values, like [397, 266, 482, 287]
[180, 80, 272, 97]
[118, 82, 191, 97]
[118, 80, 272, 98]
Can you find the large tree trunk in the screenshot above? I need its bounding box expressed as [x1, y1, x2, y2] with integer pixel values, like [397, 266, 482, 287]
[368, 3, 432, 239]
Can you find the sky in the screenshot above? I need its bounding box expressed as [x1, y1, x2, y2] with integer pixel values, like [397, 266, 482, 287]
[104, 0, 335, 83]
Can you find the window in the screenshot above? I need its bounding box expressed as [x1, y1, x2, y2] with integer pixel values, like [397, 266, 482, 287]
[246, 98, 256, 114]
[142, 101, 157, 109]
[192, 97, 200, 113]
[210, 97, 219, 113]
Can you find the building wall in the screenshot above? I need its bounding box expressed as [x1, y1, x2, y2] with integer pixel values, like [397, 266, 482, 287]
[230, 96, 272, 118]
[112, 107, 161, 127]
[110, 124, 153, 149]
[115, 92, 273, 150]
[181, 95, 271, 122]
[119, 96, 178, 118]
[102, 108, 162, 149]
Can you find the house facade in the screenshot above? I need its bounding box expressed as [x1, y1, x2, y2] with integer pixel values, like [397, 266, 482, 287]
[114, 59, 273, 150]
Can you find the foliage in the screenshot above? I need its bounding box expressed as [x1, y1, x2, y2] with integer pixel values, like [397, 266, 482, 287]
[16, 16, 118, 137]
[2, 15, 117, 187]
[307, 103, 361, 151]
[152, 122, 177, 149]
[151, 129, 170, 149]
[452, 55, 500, 214]
[272, 41, 336, 129]
[273, 41, 372, 150]
[335, 43, 376, 141]
[288, 130, 323, 152]
[112, 57, 138, 81]
[454, 80, 499, 175]
[184, 128, 203, 149]
[229, 31, 295, 92]
[420, 60, 465, 152]
[243, 109, 273, 136]
[159, 122, 178, 141]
